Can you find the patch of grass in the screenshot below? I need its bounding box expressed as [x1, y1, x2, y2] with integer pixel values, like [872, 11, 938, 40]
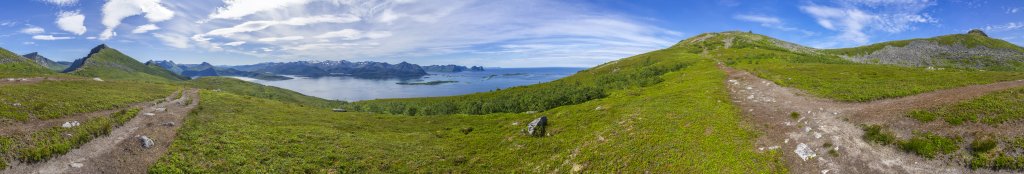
[897, 132, 960, 159]
[970, 136, 998, 154]
[908, 110, 937, 122]
[736, 62, 1024, 102]
[862, 125, 897, 145]
[0, 80, 176, 121]
[828, 149, 839, 157]
[790, 112, 800, 120]
[152, 60, 786, 173]
[909, 87, 1024, 125]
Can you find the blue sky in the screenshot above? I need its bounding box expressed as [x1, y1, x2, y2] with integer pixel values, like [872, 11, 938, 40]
[0, 0, 1021, 67]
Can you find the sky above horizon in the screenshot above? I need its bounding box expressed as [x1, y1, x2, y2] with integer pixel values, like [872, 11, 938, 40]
[0, 0, 1021, 67]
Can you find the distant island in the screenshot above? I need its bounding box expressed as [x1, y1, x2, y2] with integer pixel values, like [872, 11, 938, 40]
[396, 80, 459, 85]
[421, 65, 485, 72]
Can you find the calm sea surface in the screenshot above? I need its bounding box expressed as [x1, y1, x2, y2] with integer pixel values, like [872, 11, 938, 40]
[232, 67, 585, 101]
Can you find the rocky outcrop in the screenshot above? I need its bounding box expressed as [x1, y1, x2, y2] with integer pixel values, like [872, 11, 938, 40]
[968, 29, 988, 37]
[22, 52, 71, 71]
[840, 40, 1024, 69]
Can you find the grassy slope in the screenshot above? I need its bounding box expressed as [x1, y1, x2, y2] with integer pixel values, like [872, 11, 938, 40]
[185, 77, 342, 108]
[0, 47, 54, 78]
[0, 80, 177, 121]
[822, 34, 1024, 57]
[152, 53, 785, 173]
[736, 62, 1024, 101]
[677, 32, 1024, 102]
[68, 47, 185, 82]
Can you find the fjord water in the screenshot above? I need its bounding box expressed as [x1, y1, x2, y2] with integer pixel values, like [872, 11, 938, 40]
[233, 67, 585, 101]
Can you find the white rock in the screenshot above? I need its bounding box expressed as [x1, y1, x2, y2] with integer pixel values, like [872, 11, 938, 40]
[795, 143, 817, 161]
[155, 108, 167, 112]
[143, 113, 156, 116]
[746, 86, 753, 90]
[69, 162, 84, 168]
[821, 169, 830, 174]
[92, 77, 104, 82]
[814, 132, 822, 139]
[139, 136, 155, 148]
[61, 121, 80, 128]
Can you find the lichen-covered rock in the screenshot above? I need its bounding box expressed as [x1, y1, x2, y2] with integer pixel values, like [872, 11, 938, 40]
[840, 40, 1024, 69]
[526, 116, 547, 137]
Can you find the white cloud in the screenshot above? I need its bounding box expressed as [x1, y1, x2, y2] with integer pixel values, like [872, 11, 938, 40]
[56, 11, 87, 35]
[224, 41, 246, 46]
[257, 36, 304, 42]
[32, 35, 73, 40]
[100, 0, 175, 40]
[153, 33, 190, 48]
[132, 24, 161, 34]
[40, 0, 77, 6]
[21, 26, 45, 34]
[984, 22, 1024, 32]
[206, 15, 359, 37]
[1009, 7, 1021, 14]
[800, 1, 936, 46]
[156, 0, 681, 67]
[208, 0, 316, 20]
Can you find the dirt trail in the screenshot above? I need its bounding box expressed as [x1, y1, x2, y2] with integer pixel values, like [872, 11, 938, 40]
[3, 89, 199, 174]
[0, 90, 181, 136]
[720, 64, 1024, 174]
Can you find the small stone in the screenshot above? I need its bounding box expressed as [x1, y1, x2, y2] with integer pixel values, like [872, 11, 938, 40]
[161, 122, 176, 127]
[139, 136, 155, 148]
[69, 162, 84, 168]
[92, 77, 104, 82]
[594, 106, 604, 111]
[795, 143, 817, 161]
[12, 103, 21, 107]
[572, 164, 583, 172]
[143, 113, 156, 116]
[524, 111, 538, 114]
[154, 108, 167, 112]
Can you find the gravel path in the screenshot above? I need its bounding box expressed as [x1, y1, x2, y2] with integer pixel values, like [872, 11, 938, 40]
[720, 64, 1024, 174]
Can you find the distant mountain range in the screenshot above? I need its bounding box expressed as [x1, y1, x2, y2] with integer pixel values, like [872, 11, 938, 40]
[148, 60, 291, 80]
[421, 65, 484, 72]
[229, 60, 429, 78]
[21, 52, 71, 71]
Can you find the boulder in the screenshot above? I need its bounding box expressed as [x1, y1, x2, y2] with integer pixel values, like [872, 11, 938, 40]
[139, 136, 155, 148]
[794, 143, 816, 161]
[526, 116, 548, 137]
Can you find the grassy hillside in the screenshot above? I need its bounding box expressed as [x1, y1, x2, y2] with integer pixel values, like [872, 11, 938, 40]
[65, 45, 185, 82]
[0, 47, 54, 78]
[185, 77, 342, 108]
[347, 48, 691, 116]
[152, 58, 786, 173]
[0, 80, 177, 121]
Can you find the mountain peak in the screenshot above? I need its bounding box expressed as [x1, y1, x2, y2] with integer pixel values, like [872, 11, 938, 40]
[89, 44, 109, 55]
[968, 29, 988, 37]
[673, 31, 815, 54]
